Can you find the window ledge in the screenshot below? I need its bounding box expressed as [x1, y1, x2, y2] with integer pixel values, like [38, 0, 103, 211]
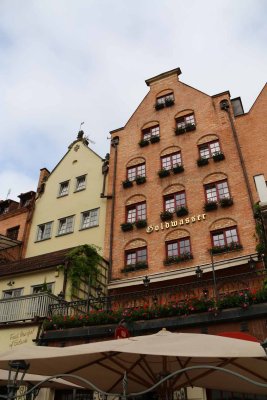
[74, 188, 86, 193]
[79, 225, 99, 231]
[34, 237, 51, 243]
[57, 194, 69, 199]
[55, 232, 74, 237]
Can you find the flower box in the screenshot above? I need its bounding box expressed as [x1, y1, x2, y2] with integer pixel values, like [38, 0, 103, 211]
[175, 127, 186, 135]
[121, 262, 148, 273]
[210, 242, 243, 254]
[176, 206, 188, 217]
[121, 222, 134, 232]
[164, 253, 193, 265]
[204, 200, 218, 211]
[165, 98, 174, 107]
[172, 164, 184, 174]
[197, 157, 209, 167]
[185, 123, 196, 132]
[158, 169, 170, 178]
[135, 219, 147, 229]
[219, 197, 233, 207]
[160, 210, 173, 221]
[122, 179, 133, 189]
[150, 135, 160, 143]
[155, 102, 165, 110]
[213, 152, 225, 162]
[135, 176, 146, 185]
[138, 139, 150, 147]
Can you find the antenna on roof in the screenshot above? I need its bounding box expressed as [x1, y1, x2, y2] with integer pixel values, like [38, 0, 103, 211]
[80, 121, 84, 130]
[6, 189, 11, 200]
[77, 122, 96, 146]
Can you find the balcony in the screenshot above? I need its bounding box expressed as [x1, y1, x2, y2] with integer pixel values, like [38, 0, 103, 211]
[0, 292, 60, 324]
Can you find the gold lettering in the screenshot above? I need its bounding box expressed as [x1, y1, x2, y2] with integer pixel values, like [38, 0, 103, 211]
[165, 222, 170, 229]
[191, 216, 196, 223]
[146, 226, 154, 233]
[160, 223, 164, 230]
[197, 214, 201, 221]
[155, 225, 159, 231]
[202, 214, 206, 220]
[185, 218, 190, 224]
[179, 219, 184, 225]
[171, 220, 178, 227]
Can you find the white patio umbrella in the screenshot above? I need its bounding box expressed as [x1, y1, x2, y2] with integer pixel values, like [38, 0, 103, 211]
[0, 330, 266, 396]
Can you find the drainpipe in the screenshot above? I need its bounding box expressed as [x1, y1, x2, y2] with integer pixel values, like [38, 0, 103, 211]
[220, 100, 254, 211]
[100, 153, 112, 199]
[108, 136, 119, 282]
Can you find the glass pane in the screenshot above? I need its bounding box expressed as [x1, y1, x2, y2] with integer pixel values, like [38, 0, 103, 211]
[179, 239, 190, 254]
[151, 125, 160, 137]
[162, 156, 171, 170]
[137, 248, 147, 262]
[137, 164, 145, 177]
[165, 197, 175, 212]
[200, 145, 210, 159]
[127, 208, 136, 223]
[217, 181, 230, 199]
[167, 242, 178, 257]
[210, 141, 221, 155]
[137, 203, 146, 220]
[225, 228, 238, 244]
[172, 153, 181, 166]
[213, 232, 225, 247]
[76, 176, 86, 191]
[175, 192, 186, 208]
[126, 252, 136, 265]
[127, 167, 136, 181]
[206, 186, 217, 201]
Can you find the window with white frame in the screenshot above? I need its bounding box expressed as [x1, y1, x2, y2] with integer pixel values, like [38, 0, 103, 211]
[31, 283, 54, 294]
[176, 113, 195, 130]
[127, 163, 146, 181]
[142, 125, 160, 140]
[199, 140, 221, 159]
[81, 209, 99, 229]
[164, 191, 186, 213]
[156, 93, 174, 106]
[75, 175, 86, 192]
[166, 238, 191, 258]
[161, 152, 182, 170]
[2, 288, 23, 299]
[125, 247, 147, 266]
[57, 216, 74, 235]
[36, 222, 53, 241]
[205, 180, 230, 202]
[58, 181, 69, 197]
[127, 202, 146, 223]
[211, 227, 239, 248]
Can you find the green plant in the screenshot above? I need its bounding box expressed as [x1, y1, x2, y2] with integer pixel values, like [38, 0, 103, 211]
[176, 206, 188, 217]
[164, 253, 193, 265]
[135, 176, 146, 185]
[204, 200, 218, 211]
[122, 179, 133, 189]
[158, 169, 170, 178]
[254, 203, 266, 257]
[175, 127, 186, 135]
[197, 157, 209, 167]
[172, 164, 184, 174]
[135, 219, 147, 229]
[210, 242, 243, 254]
[165, 98, 174, 107]
[64, 245, 101, 296]
[150, 135, 160, 143]
[121, 222, 134, 232]
[160, 210, 173, 221]
[213, 152, 225, 162]
[121, 261, 148, 273]
[155, 102, 165, 110]
[138, 139, 150, 147]
[219, 197, 233, 207]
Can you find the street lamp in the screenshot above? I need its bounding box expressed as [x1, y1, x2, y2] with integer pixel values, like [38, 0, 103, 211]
[143, 275, 150, 288]
[195, 266, 203, 279]
[247, 256, 256, 270]
[7, 360, 29, 399]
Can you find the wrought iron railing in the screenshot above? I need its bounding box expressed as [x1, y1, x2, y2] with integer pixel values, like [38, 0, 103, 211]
[0, 292, 60, 323]
[49, 269, 267, 317]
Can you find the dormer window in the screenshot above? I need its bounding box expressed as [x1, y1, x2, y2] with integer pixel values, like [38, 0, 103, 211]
[175, 113, 196, 134]
[58, 181, 69, 197]
[155, 93, 174, 110]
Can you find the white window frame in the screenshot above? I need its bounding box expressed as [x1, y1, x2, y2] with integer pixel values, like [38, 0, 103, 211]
[36, 221, 53, 241]
[58, 180, 70, 197]
[57, 215, 75, 236]
[80, 208, 99, 230]
[2, 288, 23, 299]
[31, 282, 54, 294]
[75, 175, 87, 192]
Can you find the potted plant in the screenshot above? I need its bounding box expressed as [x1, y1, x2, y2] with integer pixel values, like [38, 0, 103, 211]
[164, 252, 193, 265]
[155, 102, 165, 110]
[176, 206, 188, 217]
[150, 135, 160, 143]
[172, 164, 184, 174]
[121, 261, 148, 273]
[160, 210, 173, 221]
[122, 179, 133, 189]
[165, 98, 174, 107]
[175, 126, 186, 135]
[138, 138, 150, 147]
[213, 152, 225, 162]
[158, 168, 170, 178]
[135, 219, 147, 229]
[197, 157, 209, 167]
[204, 200, 218, 211]
[219, 197, 233, 207]
[121, 222, 134, 232]
[185, 123, 196, 132]
[135, 176, 146, 185]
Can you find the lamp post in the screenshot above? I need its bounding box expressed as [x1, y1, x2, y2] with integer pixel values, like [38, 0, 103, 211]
[7, 360, 29, 400]
[195, 251, 219, 312]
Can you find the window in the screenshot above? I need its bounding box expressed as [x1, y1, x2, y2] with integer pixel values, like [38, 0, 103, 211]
[58, 181, 69, 197]
[205, 180, 230, 202]
[6, 226, 19, 240]
[156, 93, 174, 106]
[127, 202, 146, 223]
[161, 152, 182, 170]
[75, 175, 86, 192]
[2, 288, 23, 299]
[126, 247, 147, 266]
[211, 227, 239, 248]
[176, 114, 195, 130]
[81, 209, 99, 229]
[57, 216, 74, 235]
[127, 163, 145, 181]
[199, 140, 221, 159]
[31, 283, 54, 294]
[142, 125, 160, 140]
[166, 238, 191, 257]
[36, 222, 53, 241]
[164, 192, 186, 212]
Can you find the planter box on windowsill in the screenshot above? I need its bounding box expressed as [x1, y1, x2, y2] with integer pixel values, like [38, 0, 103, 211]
[176, 206, 189, 217]
[135, 176, 146, 185]
[150, 135, 160, 144]
[197, 157, 209, 167]
[219, 197, 234, 207]
[160, 210, 173, 221]
[155, 102, 165, 110]
[135, 219, 147, 229]
[165, 98, 174, 107]
[185, 123, 196, 132]
[210, 243, 243, 255]
[158, 169, 170, 178]
[175, 127, 186, 135]
[204, 201, 218, 212]
[121, 262, 148, 273]
[139, 139, 150, 148]
[164, 253, 193, 266]
[122, 179, 133, 189]
[213, 152, 225, 162]
[121, 222, 134, 232]
[172, 165, 184, 174]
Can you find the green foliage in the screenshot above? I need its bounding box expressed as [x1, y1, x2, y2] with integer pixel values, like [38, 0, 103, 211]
[64, 245, 101, 295]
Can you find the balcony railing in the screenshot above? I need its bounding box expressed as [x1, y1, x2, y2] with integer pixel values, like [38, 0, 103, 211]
[49, 269, 267, 318]
[0, 293, 60, 323]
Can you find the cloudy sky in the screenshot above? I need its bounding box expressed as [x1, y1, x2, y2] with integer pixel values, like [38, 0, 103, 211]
[0, 0, 266, 200]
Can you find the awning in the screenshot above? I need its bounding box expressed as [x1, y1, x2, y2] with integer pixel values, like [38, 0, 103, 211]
[0, 234, 22, 250]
